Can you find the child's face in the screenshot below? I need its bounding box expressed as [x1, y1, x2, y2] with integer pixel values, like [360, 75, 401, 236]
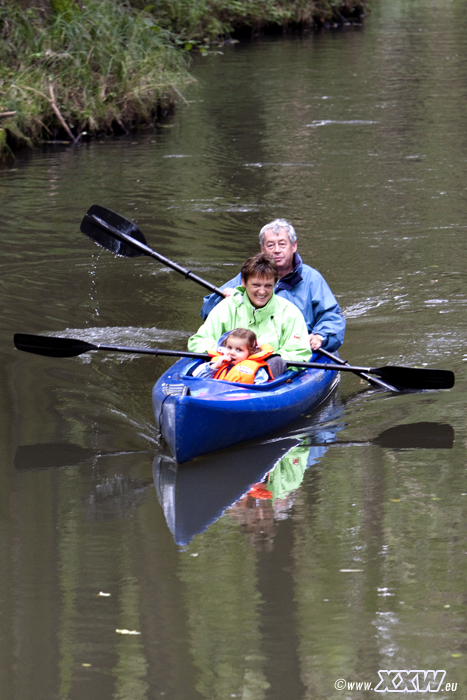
[224, 337, 251, 364]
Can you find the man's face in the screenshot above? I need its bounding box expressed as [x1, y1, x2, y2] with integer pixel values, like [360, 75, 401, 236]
[261, 227, 297, 277]
[242, 274, 275, 308]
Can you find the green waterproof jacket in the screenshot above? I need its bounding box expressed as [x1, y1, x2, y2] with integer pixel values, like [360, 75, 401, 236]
[188, 287, 312, 363]
[266, 445, 311, 500]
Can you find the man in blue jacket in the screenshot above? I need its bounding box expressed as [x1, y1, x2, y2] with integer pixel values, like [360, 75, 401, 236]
[200, 219, 346, 353]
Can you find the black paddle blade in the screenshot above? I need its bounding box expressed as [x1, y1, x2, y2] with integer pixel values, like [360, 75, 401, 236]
[373, 366, 455, 391]
[374, 422, 454, 449]
[308, 421, 454, 449]
[14, 333, 97, 358]
[80, 204, 146, 258]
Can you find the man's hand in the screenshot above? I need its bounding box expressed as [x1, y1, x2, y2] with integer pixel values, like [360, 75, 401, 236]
[222, 287, 235, 298]
[309, 333, 323, 351]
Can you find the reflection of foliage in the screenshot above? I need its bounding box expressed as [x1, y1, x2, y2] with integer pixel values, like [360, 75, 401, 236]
[114, 564, 148, 700]
[292, 442, 467, 695]
[58, 470, 81, 700]
[56, 482, 149, 700]
[179, 519, 269, 700]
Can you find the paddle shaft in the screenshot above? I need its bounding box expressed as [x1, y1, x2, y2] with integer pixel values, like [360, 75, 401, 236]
[97, 339, 398, 389]
[317, 346, 397, 392]
[14, 334, 454, 394]
[12, 333, 364, 370]
[63, 344, 348, 370]
[91, 343, 209, 359]
[288, 360, 407, 374]
[90, 213, 225, 297]
[54, 341, 400, 373]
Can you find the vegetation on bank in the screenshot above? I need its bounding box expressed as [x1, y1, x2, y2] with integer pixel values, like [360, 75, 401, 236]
[130, 0, 367, 41]
[0, 0, 367, 158]
[0, 0, 192, 156]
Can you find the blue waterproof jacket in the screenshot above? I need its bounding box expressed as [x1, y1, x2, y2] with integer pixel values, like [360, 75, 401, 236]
[200, 253, 346, 353]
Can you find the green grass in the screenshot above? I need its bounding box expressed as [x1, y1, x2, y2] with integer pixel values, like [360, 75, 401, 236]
[0, 0, 192, 155]
[131, 0, 367, 39]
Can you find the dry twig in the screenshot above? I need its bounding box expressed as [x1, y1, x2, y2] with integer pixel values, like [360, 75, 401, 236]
[18, 84, 77, 143]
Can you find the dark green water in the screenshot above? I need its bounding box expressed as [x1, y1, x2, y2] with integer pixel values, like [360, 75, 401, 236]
[1, 1, 466, 698]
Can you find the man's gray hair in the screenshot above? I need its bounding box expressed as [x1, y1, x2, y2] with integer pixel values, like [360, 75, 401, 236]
[259, 219, 297, 246]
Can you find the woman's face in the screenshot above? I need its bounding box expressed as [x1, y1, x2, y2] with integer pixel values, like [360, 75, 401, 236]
[242, 274, 275, 308]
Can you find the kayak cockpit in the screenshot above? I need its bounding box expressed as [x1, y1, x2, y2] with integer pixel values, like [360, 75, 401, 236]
[180, 358, 306, 392]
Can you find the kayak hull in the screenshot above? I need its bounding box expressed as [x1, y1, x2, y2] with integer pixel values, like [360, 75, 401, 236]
[152, 356, 338, 463]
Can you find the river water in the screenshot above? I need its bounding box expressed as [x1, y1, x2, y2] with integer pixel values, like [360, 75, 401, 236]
[1, 1, 466, 698]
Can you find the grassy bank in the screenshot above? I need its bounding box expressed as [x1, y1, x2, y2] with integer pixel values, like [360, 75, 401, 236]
[132, 0, 367, 40]
[0, 0, 192, 155]
[0, 0, 367, 158]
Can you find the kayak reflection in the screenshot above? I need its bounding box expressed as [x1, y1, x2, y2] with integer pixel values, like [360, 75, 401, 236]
[153, 392, 344, 546]
[153, 438, 303, 547]
[154, 420, 453, 546]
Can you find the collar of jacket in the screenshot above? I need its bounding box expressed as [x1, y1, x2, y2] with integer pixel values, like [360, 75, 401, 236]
[275, 252, 303, 292]
[233, 286, 279, 320]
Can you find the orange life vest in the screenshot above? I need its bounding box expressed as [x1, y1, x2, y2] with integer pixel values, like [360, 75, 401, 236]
[248, 483, 273, 499]
[208, 344, 275, 384]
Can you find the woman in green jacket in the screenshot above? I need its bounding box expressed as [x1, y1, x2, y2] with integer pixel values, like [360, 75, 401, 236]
[188, 254, 312, 375]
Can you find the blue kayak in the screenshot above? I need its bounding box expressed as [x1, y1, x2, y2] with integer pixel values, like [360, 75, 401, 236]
[152, 355, 339, 463]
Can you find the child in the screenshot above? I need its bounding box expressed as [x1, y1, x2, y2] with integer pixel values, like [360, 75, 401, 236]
[192, 328, 275, 384]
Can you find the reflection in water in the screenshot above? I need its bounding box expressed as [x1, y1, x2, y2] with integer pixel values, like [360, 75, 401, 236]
[112, 542, 148, 700]
[14, 442, 145, 470]
[178, 519, 269, 700]
[14, 442, 97, 470]
[84, 475, 153, 521]
[363, 422, 454, 450]
[155, 420, 454, 548]
[176, 417, 459, 700]
[153, 438, 302, 546]
[154, 390, 345, 545]
[228, 442, 329, 552]
[307, 422, 455, 450]
[14, 442, 154, 521]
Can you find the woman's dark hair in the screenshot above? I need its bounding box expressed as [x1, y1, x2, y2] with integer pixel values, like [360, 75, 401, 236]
[222, 328, 258, 353]
[240, 253, 279, 284]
